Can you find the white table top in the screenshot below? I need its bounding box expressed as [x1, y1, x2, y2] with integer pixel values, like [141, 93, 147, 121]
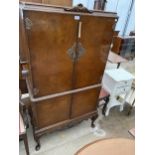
[105, 68, 134, 82]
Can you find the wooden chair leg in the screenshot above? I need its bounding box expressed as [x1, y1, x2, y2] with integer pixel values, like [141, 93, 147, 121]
[23, 133, 30, 155]
[102, 95, 110, 115]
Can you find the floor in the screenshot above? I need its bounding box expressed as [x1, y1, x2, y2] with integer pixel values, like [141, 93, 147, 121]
[19, 58, 135, 155]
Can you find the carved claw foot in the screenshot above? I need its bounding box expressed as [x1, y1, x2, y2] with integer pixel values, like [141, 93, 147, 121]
[91, 115, 98, 128]
[34, 136, 41, 151]
[35, 143, 41, 151]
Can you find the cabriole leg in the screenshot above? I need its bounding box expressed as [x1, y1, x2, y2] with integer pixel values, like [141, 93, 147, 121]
[91, 115, 98, 128]
[34, 135, 41, 151]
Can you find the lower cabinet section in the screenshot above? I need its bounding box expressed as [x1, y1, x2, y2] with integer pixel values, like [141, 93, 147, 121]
[35, 95, 71, 129]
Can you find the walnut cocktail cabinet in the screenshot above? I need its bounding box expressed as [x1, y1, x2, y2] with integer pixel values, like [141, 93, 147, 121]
[19, 2, 118, 150]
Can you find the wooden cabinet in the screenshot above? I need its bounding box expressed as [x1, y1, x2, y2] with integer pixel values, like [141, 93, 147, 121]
[111, 36, 135, 59]
[19, 2, 117, 150]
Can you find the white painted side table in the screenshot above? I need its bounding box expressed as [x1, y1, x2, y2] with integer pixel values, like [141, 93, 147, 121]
[102, 68, 134, 116]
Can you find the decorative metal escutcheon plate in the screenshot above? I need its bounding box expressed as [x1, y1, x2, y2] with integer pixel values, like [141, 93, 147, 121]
[25, 17, 33, 30]
[67, 42, 85, 61]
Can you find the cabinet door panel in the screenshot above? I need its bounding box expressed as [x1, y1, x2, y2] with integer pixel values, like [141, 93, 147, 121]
[71, 16, 115, 117]
[74, 16, 115, 88]
[36, 96, 70, 128]
[71, 88, 100, 118]
[24, 11, 77, 97]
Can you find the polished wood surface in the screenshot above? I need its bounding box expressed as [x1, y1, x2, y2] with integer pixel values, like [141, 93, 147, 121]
[71, 88, 100, 118]
[111, 36, 122, 54]
[19, 63, 28, 93]
[36, 96, 71, 128]
[108, 51, 127, 64]
[20, 95, 30, 155]
[75, 138, 135, 155]
[71, 15, 115, 118]
[111, 36, 135, 59]
[25, 11, 76, 96]
[20, 2, 117, 148]
[74, 16, 115, 88]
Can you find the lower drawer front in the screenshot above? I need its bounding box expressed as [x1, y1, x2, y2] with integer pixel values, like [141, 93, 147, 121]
[35, 95, 71, 129]
[71, 88, 100, 118]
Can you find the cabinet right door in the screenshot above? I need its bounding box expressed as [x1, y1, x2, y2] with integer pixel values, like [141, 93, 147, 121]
[71, 15, 116, 118]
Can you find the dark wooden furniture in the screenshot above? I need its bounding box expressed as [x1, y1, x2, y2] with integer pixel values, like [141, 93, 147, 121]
[108, 51, 127, 68]
[19, 114, 29, 155]
[19, 91, 30, 155]
[94, 0, 107, 10]
[129, 30, 135, 36]
[75, 138, 135, 155]
[111, 36, 122, 54]
[20, 62, 28, 93]
[111, 36, 135, 59]
[19, 2, 117, 150]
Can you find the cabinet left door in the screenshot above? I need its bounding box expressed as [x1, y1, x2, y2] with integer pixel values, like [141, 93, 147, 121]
[22, 10, 78, 128]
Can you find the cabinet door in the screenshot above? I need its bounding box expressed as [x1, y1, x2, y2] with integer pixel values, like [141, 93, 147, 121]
[24, 10, 78, 96]
[71, 16, 115, 117]
[23, 10, 78, 127]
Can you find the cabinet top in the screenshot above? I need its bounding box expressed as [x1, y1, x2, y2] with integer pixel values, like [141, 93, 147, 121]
[105, 68, 134, 82]
[19, 2, 118, 19]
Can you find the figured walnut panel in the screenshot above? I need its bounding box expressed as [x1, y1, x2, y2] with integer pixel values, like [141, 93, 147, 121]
[111, 36, 122, 54]
[71, 88, 100, 118]
[74, 17, 115, 88]
[36, 96, 71, 128]
[24, 11, 77, 97]
[71, 16, 115, 117]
